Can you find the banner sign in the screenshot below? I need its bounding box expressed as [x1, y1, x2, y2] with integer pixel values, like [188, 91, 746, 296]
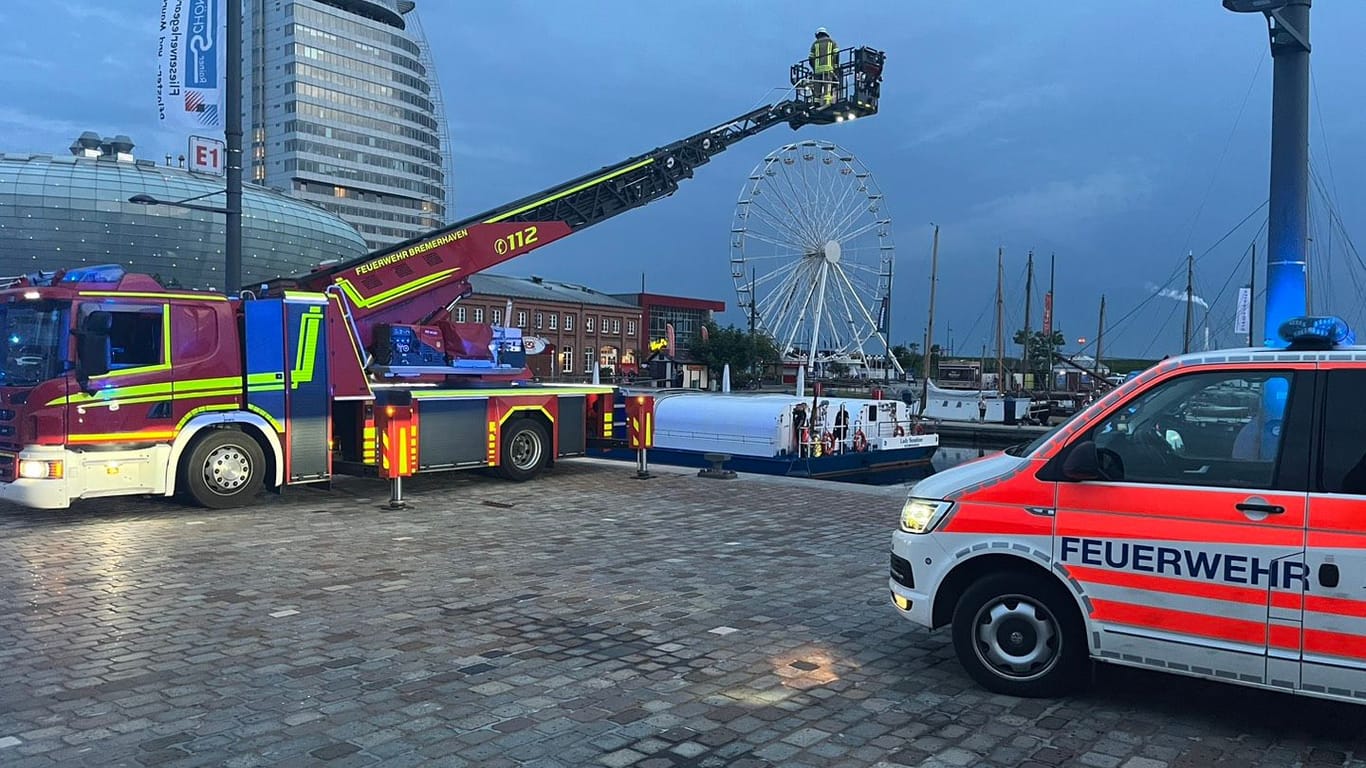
[1043, 292, 1054, 335]
[1234, 287, 1252, 336]
[157, 0, 226, 130]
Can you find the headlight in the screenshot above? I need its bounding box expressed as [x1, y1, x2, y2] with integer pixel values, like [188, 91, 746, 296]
[900, 498, 953, 534]
[19, 459, 63, 480]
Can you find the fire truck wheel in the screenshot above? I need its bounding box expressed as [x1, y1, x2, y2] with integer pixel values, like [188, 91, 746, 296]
[183, 430, 267, 509]
[498, 419, 549, 482]
[951, 571, 1087, 697]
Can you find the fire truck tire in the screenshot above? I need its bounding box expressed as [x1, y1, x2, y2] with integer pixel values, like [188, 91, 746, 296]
[951, 571, 1088, 697]
[182, 429, 267, 509]
[498, 418, 549, 482]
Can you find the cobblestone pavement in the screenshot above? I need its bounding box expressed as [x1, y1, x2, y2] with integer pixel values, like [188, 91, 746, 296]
[2, 460, 1365, 767]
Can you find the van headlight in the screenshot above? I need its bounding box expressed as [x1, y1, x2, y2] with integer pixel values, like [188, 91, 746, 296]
[900, 498, 952, 534]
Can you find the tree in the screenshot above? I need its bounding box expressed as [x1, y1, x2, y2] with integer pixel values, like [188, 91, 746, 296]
[690, 321, 780, 382]
[891, 343, 921, 375]
[1012, 329, 1065, 378]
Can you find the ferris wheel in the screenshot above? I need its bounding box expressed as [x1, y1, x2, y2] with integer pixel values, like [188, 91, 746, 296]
[730, 140, 900, 373]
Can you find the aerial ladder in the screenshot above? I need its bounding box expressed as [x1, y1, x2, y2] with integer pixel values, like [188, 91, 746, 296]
[0, 48, 886, 510]
[267, 47, 887, 378]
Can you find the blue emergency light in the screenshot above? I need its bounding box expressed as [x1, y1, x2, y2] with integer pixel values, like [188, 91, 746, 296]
[59, 265, 126, 284]
[1278, 315, 1355, 350]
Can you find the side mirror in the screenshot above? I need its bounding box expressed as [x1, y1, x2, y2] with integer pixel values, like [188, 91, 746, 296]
[1062, 440, 1102, 482]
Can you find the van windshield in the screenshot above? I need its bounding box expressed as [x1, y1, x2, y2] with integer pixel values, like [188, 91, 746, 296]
[0, 300, 71, 387]
[1004, 407, 1088, 457]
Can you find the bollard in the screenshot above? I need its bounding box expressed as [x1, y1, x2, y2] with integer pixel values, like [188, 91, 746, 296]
[627, 394, 654, 480]
[376, 395, 417, 509]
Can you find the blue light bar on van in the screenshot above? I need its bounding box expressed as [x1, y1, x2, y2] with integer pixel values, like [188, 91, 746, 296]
[1278, 315, 1355, 349]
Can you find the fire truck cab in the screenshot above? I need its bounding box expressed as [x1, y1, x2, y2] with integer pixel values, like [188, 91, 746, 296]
[890, 316, 1366, 704]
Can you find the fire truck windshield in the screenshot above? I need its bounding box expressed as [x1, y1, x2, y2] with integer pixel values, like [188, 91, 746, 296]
[0, 300, 70, 387]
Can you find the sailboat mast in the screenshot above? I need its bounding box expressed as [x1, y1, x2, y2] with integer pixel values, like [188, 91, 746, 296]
[884, 258, 895, 376]
[921, 226, 940, 414]
[1023, 250, 1033, 388]
[995, 247, 1005, 394]
[1047, 253, 1056, 386]
[1249, 241, 1256, 347]
[1183, 251, 1194, 355]
[1095, 295, 1106, 378]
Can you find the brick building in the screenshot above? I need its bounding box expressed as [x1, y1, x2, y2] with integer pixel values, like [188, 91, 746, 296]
[461, 274, 642, 380]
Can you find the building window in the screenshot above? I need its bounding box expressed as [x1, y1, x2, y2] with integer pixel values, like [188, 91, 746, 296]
[627, 320, 636, 336]
[585, 316, 595, 334]
[516, 310, 527, 327]
[455, 306, 466, 322]
[473, 307, 485, 323]
[564, 314, 574, 331]
[599, 345, 619, 372]
[584, 349, 594, 373]
[548, 314, 558, 331]
[534, 311, 543, 329]
[492, 309, 502, 325]
[561, 345, 574, 373]
[611, 318, 621, 334]
[650, 307, 711, 358]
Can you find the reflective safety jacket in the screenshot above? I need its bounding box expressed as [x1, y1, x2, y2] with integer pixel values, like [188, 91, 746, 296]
[810, 37, 838, 74]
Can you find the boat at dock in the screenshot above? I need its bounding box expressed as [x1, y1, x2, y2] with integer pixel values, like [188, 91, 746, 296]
[903, 381, 1041, 424]
[605, 390, 939, 484]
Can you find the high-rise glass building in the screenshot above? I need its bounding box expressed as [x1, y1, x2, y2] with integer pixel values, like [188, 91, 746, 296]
[243, 0, 451, 250]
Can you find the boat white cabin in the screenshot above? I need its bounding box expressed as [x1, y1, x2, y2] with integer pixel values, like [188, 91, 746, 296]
[909, 382, 1033, 423]
[649, 391, 937, 458]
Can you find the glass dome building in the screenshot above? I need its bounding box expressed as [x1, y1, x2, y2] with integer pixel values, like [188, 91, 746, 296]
[0, 133, 370, 291]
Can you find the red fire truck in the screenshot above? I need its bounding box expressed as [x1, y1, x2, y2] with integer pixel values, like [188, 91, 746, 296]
[0, 48, 886, 510]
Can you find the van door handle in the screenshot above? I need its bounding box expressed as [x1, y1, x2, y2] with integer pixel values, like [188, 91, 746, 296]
[1236, 502, 1284, 515]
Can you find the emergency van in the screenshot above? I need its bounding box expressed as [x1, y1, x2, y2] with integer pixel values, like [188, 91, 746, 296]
[889, 316, 1366, 703]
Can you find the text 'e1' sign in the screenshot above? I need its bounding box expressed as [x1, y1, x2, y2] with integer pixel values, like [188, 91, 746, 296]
[189, 135, 225, 176]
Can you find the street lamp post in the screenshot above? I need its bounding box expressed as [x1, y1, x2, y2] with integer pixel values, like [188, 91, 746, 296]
[128, 191, 232, 215]
[1223, 0, 1311, 346]
[128, 190, 239, 290]
[224, 0, 243, 297]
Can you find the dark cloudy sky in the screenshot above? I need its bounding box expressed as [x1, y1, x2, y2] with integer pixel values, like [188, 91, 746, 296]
[3, 1, 1364, 358]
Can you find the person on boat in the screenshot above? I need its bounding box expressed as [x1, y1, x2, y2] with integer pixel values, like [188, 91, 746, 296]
[833, 404, 850, 450]
[977, 395, 987, 423]
[809, 28, 839, 106]
[792, 402, 809, 456]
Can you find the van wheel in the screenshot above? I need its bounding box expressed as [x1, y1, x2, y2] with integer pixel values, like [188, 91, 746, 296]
[498, 418, 549, 482]
[951, 571, 1088, 697]
[182, 430, 266, 509]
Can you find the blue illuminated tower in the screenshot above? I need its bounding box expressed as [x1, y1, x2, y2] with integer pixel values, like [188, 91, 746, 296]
[1223, 0, 1311, 346]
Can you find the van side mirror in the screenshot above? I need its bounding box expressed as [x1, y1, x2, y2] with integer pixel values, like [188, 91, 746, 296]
[73, 311, 112, 389]
[1062, 440, 1103, 481]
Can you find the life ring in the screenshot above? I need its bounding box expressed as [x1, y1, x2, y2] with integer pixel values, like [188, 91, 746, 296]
[852, 429, 868, 452]
[913, 422, 925, 436]
[893, 424, 906, 437]
[820, 432, 836, 455]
